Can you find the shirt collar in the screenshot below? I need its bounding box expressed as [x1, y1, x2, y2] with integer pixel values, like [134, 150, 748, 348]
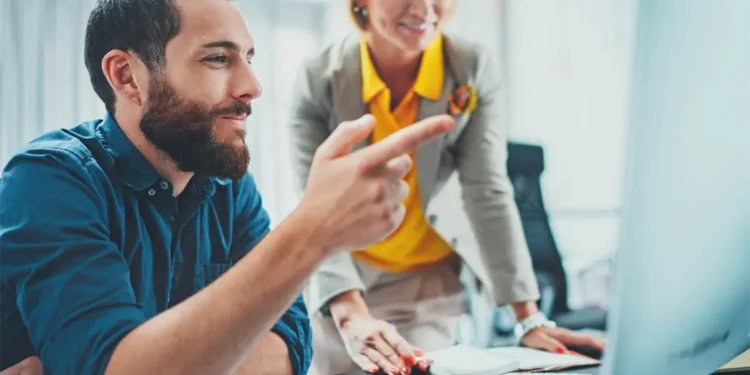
[96, 112, 162, 191]
[96, 112, 232, 192]
[360, 34, 445, 104]
[413, 34, 444, 100]
[360, 40, 387, 104]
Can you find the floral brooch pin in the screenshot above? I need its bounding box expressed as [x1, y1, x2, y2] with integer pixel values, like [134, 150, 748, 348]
[448, 84, 478, 116]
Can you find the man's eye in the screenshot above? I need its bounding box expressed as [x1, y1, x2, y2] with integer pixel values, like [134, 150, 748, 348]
[205, 55, 227, 64]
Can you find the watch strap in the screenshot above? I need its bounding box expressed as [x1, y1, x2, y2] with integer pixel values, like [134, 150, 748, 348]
[514, 312, 557, 341]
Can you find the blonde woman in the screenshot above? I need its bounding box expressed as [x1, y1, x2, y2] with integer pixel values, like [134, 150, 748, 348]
[289, 1, 606, 374]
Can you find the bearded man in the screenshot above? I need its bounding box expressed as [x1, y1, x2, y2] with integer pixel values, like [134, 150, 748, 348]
[0, 0, 453, 374]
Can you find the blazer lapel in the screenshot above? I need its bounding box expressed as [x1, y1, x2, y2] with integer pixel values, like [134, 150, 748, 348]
[332, 35, 370, 152]
[415, 68, 455, 205]
[415, 35, 473, 204]
[331, 34, 466, 185]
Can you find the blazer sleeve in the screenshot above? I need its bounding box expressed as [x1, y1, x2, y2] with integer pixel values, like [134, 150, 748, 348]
[287, 58, 366, 316]
[454, 48, 541, 306]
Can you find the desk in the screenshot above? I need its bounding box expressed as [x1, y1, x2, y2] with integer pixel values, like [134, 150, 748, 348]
[489, 329, 749, 375]
[574, 367, 599, 375]
[571, 367, 599, 375]
[540, 366, 748, 375]
[540, 348, 750, 375]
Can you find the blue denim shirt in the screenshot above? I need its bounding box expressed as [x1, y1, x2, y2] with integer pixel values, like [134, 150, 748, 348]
[0, 114, 312, 374]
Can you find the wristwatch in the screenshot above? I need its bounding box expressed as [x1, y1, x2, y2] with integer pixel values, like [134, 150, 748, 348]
[514, 312, 557, 342]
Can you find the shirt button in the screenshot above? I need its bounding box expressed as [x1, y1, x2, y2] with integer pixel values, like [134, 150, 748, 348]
[160, 181, 169, 190]
[148, 189, 156, 196]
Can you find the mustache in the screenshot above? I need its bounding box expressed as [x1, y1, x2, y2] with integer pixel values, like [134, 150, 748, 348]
[213, 101, 252, 118]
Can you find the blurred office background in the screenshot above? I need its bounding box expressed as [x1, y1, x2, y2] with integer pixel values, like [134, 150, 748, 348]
[0, 0, 637, 341]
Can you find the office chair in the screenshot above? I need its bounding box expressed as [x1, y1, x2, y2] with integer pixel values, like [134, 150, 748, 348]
[492, 142, 608, 335]
[453, 143, 608, 348]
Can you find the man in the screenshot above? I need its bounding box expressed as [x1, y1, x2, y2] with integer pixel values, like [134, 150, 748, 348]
[0, 0, 453, 374]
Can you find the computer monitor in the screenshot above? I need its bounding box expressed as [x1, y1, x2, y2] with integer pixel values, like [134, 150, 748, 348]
[600, 0, 750, 374]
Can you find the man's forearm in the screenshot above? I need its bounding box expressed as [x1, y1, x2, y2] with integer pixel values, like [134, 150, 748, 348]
[234, 332, 292, 375]
[105, 208, 323, 375]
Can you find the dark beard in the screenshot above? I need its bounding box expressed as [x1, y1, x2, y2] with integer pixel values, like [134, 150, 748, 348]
[139, 74, 251, 180]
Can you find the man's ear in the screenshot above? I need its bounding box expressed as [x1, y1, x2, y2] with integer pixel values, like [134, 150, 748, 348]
[101, 50, 147, 107]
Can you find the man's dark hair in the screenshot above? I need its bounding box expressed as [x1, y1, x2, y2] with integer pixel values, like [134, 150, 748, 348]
[84, 0, 182, 115]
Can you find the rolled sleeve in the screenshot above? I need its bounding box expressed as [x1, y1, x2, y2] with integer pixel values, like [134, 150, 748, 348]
[0, 148, 146, 374]
[271, 295, 312, 375]
[229, 174, 312, 375]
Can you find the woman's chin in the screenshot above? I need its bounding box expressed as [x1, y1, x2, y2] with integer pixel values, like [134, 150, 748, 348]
[396, 29, 439, 51]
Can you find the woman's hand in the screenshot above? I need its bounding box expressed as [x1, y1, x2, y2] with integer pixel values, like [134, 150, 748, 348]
[521, 326, 606, 355]
[337, 313, 431, 375]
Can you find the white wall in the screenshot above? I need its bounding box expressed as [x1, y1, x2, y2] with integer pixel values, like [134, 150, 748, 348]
[239, 1, 326, 225]
[504, 0, 637, 265]
[0, 0, 104, 166]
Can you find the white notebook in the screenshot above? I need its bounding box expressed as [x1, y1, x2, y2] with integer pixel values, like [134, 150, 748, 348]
[419, 344, 520, 375]
[487, 347, 599, 371]
[419, 345, 600, 374]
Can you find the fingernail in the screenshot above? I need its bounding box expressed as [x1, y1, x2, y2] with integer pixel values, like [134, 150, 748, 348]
[407, 356, 417, 365]
[355, 114, 374, 127]
[556, 347, 566, 354]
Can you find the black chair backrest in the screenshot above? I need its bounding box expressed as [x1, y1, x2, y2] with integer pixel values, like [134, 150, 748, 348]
[507, 142, 570, 316]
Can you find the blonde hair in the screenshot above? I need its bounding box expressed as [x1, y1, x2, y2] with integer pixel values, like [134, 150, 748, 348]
[349, 0, 457, 32]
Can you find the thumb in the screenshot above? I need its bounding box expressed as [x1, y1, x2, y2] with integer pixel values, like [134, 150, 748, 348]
[315, 114, 376, 160]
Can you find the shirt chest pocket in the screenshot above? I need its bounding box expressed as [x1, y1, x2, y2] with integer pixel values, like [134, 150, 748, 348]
[179, 222, 234, 292]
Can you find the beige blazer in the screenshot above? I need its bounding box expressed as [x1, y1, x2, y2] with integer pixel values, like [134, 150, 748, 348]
[288, 33, 540, 315]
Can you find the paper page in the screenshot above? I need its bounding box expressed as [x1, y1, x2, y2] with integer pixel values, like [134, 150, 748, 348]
[719, 348, 750, 371]
[486, 347, 599, 371]
[419, 344, 520, 375]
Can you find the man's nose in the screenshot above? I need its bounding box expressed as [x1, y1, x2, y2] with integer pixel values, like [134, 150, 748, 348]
[233, 65, 262, 103]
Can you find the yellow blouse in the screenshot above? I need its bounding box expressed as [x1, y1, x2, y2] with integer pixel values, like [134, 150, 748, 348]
[351, 35, 454, 273]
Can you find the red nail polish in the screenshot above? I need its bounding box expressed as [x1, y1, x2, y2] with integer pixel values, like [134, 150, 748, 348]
[555, 347, 566, 354]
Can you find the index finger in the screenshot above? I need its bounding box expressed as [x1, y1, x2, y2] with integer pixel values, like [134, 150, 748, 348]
[381, 329, 417, 364]
[355, 115, 454, 173]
